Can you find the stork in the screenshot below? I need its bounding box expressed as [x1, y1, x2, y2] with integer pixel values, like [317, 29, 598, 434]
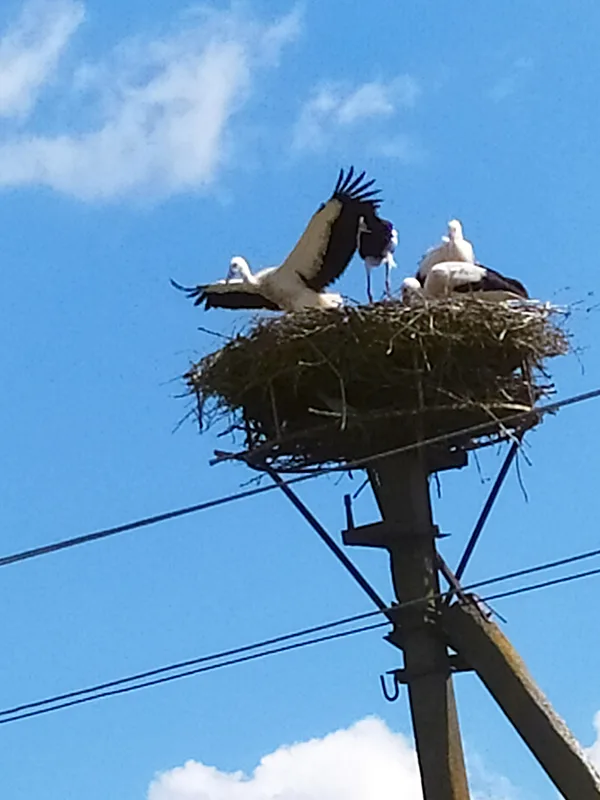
[401, 219, 528, 303]
[424, 261, 529, 299]
[418, 219, 475, 283]
[358, 217, 398, 302]
[171, 168, 395, 313]
[402, 261, 529, 303]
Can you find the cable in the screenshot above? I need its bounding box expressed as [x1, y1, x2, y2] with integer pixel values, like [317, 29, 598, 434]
[484, 564, 600, 602]
[0, 622, 388, 725]
[5, 548, 600, 727]
[0, 606, 391, 718]
[2, 387, 600, 570]
[1, 561, 599, 726]
[0, 485, 288, 568]
[466, 545, 600, 592]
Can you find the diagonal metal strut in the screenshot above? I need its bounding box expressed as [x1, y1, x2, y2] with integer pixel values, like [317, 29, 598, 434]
[262, 464, 391, 616]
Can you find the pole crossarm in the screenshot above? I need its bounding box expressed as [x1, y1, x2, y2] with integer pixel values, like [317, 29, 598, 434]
[440, 601, 600, 800]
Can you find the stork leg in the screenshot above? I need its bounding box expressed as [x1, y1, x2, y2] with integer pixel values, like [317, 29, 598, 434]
[384, 263, 392, 298]
[366, 266, 374, 304]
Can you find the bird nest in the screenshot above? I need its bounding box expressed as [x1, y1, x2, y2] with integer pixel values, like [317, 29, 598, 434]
[183, 299, 569, 471]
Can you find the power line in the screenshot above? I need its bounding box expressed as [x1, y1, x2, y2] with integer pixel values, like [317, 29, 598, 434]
[4, 551, 600, 727]
[0, 607, 391, 718]
[467, 545, 600, 592]
[484, 565, 600, 602]
[0, 622, 388, 725]
[2, 387, 600, 571]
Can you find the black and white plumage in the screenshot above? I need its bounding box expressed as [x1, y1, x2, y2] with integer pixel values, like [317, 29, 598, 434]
[358, 217, 398, 301]
[402, 218, 528, 303]
[402, 261, 529, 303]
[422, 261, 529, 299]
[171, 168, 392, 313]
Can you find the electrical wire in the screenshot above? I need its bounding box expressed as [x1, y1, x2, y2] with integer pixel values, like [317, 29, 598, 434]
[4, 551, 600, 726]
[0, 622, 388, 725]
[0, 607, 392, 718]
[2, 387, 600, 570]
[484, 564, 600, 602]
[466, 545, 600, 592]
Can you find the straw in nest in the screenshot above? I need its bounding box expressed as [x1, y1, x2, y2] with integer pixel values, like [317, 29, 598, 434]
[183, 298, 569, 470]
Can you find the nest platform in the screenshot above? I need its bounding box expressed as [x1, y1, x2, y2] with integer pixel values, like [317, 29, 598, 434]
[184, 299, 569, 471]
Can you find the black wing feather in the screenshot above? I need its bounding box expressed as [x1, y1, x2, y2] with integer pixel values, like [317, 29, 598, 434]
[171, 278, 280, 310]
[452, 265, 529, 298]
[304, 167, 386, 291]
[170, 278, 206, 304]
[203, 291, 281, 311]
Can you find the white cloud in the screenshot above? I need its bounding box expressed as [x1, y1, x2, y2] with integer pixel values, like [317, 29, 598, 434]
[488, 57, 534, 102]
[373, 134, 426, 164]
[148, 718, 422, 800]
[585, 711, 600, 769]
[292, 76, 420, 153]
[0, 4, 301, 200]
[147, 717, 519, 800]
[0, 0, 83, 119]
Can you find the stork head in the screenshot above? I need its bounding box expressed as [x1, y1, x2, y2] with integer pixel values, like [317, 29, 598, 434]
[226, 256, 252, 281]
[401, 277, 423, 306]
[447, 219, 464, 241]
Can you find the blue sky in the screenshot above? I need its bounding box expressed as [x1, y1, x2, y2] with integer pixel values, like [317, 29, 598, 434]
[2, 1, 600, 798]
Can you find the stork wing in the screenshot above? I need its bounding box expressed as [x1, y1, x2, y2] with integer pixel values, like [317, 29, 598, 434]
[418, 242, 447, 279]
[202, 291, 281, 310]
[474, 265, 529, 298]
[171, 278, 207, 305]
[170, 278, 280, 310]
[278, 167, 384, 292]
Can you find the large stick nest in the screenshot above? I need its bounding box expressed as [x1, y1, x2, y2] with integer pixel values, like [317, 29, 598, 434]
[184, 299, 569, 471]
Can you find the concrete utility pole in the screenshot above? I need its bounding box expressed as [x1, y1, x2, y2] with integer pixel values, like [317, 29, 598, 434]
[344, 449, 470, 800]
[341, 445, 600, 800]
[441, 602, 600, 799]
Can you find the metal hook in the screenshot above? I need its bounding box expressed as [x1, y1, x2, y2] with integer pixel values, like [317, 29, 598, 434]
[379, 671, 400, 702]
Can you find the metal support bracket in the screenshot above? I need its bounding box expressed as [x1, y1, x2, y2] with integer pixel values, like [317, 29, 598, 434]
[379, 655, 473, 702]
[342, 521, 443, 548]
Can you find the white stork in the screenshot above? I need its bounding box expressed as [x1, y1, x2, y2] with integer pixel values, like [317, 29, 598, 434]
[171, 168, 395, 313]
[358, 217, 398, 302]
[424, 261, 529, 299]
[401, 218, 528, 303]
[402, 262, 529, 303]
[418, 219, 475, 282]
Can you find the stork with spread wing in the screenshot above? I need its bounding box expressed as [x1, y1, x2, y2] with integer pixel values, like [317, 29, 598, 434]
[171, 167, 396, 312]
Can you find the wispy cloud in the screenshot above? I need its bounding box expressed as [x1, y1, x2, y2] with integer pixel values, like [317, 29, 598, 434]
[0, 2, 302, 200]
[0, 0, 84, 119]
[372, 134, 426, 164]
[147, 717, 518, 800]
[488, 56, 534, 102]
[292, 76, 420, 153]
